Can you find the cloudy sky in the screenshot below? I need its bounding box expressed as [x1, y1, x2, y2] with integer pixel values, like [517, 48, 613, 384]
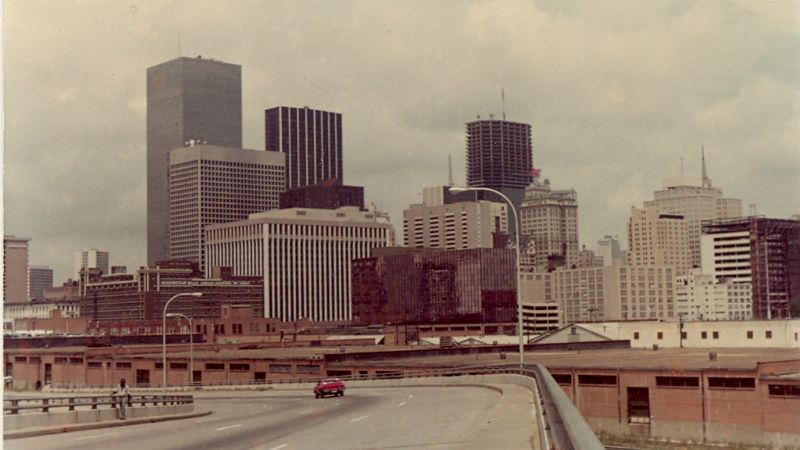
[4, 0, 799, 283]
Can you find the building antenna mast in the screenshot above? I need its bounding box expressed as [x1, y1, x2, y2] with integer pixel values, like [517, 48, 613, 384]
[448, 154, 454, 186]
[501, 88, 506, 120]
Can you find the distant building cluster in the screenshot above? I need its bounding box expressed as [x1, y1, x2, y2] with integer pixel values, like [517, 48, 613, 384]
[4, 55, 800, 339]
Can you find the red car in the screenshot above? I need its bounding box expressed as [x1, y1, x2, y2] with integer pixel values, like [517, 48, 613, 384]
[314, 378, 345, 398]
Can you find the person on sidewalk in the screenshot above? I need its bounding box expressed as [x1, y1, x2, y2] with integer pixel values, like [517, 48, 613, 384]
[111, 378, 131, 420]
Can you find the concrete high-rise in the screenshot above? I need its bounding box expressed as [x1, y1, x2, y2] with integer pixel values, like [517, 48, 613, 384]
[701, 217, 800, 319]
[28, 265, 53, 301]
[147, 56, 243, 264]
[628, 207, 691, 275]
[168, 144, 285, 270]
[4, 236, 30, 304]
[206, 207, 393, 321]
[403, 186, 507, 250]
[265, 106, 343, 190]
[465, 118, 533, 235]
[519, 179, 578, 271]
[74, 249, 110, 279]
[644, 148, 742, 269]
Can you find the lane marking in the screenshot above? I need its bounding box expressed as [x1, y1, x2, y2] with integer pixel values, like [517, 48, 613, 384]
[269, 444, 289, 450]
[397, 401, 406, 407]
[74, 432, 117, 441]
[216, 423, 243, 431]
[349, 415, 369, 423]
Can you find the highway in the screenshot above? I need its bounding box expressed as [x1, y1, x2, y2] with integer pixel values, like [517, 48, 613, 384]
[6, 385, 536, 450]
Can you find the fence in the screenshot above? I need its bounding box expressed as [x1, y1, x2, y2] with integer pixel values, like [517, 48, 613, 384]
[5, 394, 193, 415]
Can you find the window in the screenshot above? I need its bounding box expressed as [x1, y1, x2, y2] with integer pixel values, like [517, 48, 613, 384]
[708, 377, 755, 390]
[552, 374, 572, 385]
[205, 363, 225, 371]
[765, 330, 772, 339]
[296, 365, 320, 374]
[116, 362, 132, 369]
[712, 331, 719, 340]
[578, 374, 617, 386]
[701, 331, 707, 339]
[656, 376, 699, 388]
[87, 361, 102, 369]
[55, 357, 68, 364]
[230, 363, 250, 372]
[633, 332, 640, 340]
[768, 384, 800, 397]
[747, 331, 753, 339]
[269, 364, 291, 373]
[170, 362, 187, 370]
[657, 332, 663, 340]
[69, 357, 83, 364]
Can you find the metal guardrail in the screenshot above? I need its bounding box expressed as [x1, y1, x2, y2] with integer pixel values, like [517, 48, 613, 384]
[4, 394, 193, 415]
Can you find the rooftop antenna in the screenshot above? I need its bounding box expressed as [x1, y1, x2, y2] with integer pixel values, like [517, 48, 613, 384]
[448, 154, 454, 186]
[501, 88, 506, 120]
[701, 144, 710, 187]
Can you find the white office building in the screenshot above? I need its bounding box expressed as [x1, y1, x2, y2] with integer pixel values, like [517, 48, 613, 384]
[205, 207, 393, 322]
[675, 269, 752, 321]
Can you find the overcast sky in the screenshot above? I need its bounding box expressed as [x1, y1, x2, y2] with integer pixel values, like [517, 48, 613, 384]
[4, 0, 799, 283]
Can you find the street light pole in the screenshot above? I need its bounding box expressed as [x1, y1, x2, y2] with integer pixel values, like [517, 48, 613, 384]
[163, 292, 202, 390]
[167, 312, 193, 386]
[449, 186, 524, 369]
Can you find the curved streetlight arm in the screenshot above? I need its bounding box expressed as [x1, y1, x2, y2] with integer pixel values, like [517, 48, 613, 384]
[163, 292, 202, 390]
[448, 186, 524, 369]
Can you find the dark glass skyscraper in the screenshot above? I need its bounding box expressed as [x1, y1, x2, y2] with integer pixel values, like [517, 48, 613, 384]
[466, 119, 533, 235]
[147, 56, 242, 264]
[265, 106, 343, 189]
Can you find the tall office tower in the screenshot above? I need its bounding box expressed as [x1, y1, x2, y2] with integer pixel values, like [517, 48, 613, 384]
[265, 106, 343, 190]
[206, 207, 393, 321]
[4, 236, 30, 304]
[597, 235, 623, 266]
[403, 186, 507, 250]
[627, 207, 691, 274]
[644, 148, 742, 269]
[701, 217, 800, 319]
[28, 265, 53, 301]
[169, 144, 285, 270]
[465, 118, 533, 236]
[73, 249, 110, 279]
[147, 56, 243, 264]
[519, 179, 578, 271]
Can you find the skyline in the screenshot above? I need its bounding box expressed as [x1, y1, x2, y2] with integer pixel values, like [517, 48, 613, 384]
[4, 0, 799, 282]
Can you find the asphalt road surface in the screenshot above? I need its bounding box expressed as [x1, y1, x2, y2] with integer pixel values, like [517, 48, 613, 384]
[6, 385, 536, 450]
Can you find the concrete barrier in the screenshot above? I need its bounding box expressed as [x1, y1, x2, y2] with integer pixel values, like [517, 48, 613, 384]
[4, 404, 194, 431]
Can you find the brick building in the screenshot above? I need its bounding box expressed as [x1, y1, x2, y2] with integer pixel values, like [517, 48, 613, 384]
[79, 261, 263, 322]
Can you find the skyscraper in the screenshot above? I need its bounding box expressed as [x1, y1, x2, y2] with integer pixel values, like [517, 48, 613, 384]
[265, 106, 343, 189]
[169, 144, 285, 270]
[519, 179, 578, 271]
[147, 56, 243, 264]
[466, 118, 533, 236]
[644, 147, 742, 269]
[4, 236, 30, 304]
[627, 207, 691, 275]
[74, 249, 110, 279]
[28, 265, 53, 301]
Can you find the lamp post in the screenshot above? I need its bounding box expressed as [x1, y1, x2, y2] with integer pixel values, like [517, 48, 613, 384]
[166, 313, 193, 386]
[162, 292, 202, 390]
[449, 186, 524, 369]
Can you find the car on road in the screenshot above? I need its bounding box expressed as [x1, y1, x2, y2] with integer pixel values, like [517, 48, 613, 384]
[314, 378, 345, 398]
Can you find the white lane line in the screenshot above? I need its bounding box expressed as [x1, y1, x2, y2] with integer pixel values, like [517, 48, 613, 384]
[216, 423, 243, 431]
[349, 414, 369, 423]
[74, 432, 117, 441]
[269, 444, 289, 450]
[397, 401, 406, 407]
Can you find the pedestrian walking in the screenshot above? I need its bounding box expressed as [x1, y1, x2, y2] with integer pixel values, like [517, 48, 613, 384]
[112, 378, 131, 420]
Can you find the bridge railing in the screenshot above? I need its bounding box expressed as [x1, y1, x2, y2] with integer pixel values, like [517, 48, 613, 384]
[4, 394, 193, 415]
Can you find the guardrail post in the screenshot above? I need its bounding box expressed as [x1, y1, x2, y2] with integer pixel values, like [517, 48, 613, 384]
[42, 398, 49, 413]
[68, 397, 75, 411]
[91, 397, 97, 410]
[10, 399, 19, 414]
